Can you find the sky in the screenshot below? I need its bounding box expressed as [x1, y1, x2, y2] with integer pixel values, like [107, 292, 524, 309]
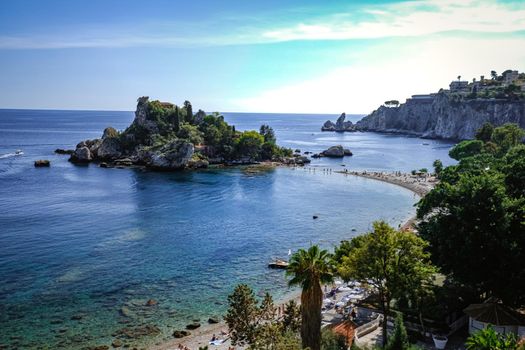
[0, 0, 524, 113]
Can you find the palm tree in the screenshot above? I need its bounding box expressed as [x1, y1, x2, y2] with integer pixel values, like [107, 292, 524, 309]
[286, 245, 333, 350]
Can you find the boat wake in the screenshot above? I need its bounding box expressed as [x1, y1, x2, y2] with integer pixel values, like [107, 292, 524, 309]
[0, 150, 23, 159]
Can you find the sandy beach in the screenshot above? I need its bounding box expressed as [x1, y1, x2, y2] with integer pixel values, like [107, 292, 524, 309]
[151, 170, 437, 350]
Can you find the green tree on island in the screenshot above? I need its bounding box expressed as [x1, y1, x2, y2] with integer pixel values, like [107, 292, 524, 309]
[286, 245, 334, 350]
[337, 221, 436, 347]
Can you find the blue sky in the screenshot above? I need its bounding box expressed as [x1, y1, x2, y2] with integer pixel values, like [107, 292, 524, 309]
[1, 0, 524, 113]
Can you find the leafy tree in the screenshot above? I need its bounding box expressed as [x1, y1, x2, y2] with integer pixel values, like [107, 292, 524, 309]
[281, 300, 301, 334]
[465, 326, 518, 350]
[249, 327, 302, 350]
[225, 284, 261, 346]
[502, 145, 525, 198]
[475, 123, 494, 143]
[432, 159, 443, 176]
[236, 131, 265, 160]
[490, 123, 525, 155]
[178, 123, 203, 145]
[287, 245, 334, 350]
[331, 237, 366, 266]
[259, 293, 276, 321]
[260, 125, 276, 144]
[449, 140, 484, 160]
[184, 100, 194, 124]
[491, 70, 498, 80]
[337, 221, 436, 347]
[385, 313, 409, 350]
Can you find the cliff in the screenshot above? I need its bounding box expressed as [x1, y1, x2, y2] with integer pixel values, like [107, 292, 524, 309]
[356, 92, 525, 140]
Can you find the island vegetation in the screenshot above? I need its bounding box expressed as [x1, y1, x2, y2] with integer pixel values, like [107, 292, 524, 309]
[68, 97, 305, 170]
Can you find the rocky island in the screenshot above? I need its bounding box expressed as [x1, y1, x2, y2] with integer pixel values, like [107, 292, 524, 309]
[68, 97, 309, 170]
[324, 70, 525, 140]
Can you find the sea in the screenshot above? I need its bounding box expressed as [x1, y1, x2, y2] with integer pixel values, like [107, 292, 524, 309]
[0, 109, 455, 349]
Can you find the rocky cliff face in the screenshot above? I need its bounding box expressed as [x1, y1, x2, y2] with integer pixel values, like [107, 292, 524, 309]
[356, 92, 525, 140]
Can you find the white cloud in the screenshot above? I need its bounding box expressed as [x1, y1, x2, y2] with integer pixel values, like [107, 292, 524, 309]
[1, 0, 524, 49]
[231, 35, 525, 113]
[263, 0, 525, 42]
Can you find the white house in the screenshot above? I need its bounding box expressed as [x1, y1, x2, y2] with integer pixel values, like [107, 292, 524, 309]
[464, 303, 525, 337]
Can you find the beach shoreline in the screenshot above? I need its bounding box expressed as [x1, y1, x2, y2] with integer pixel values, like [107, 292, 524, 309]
[151, 170, 436, 350]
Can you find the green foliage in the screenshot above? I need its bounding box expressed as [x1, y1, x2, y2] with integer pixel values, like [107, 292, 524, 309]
[224, 284, 260, 346]
[249, 328, 302, 350]
[385, 314, 409, 350]
[419, 168, 428, 173]
[321, 329, 347, 350]
[178, 123, 203, 145]
[417, 122, 525, 307]
[432, 159, 443, 176]
[260, 125, 276, 144]
[475, 123, 494, 142]
[281, 300, 301, 334]
[183, 100, 193, 124]
[465, 326, 518, 350]
[490, 123, 525, 155]
[236, 131, 265, 160]
[336, 221, 436, 346]
[449, 140, 484, 160]
[332, 236, 366, 267]
[287, 246, 334, 350]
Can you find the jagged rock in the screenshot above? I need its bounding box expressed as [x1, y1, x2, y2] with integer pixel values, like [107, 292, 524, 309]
[187, 158, 209, 169]
[356, 91, 525, 140]
[185, 322, 200, 330]
[321, 145, 345, 157]
[294, 156, 311, 165]
[139, 141, 194, 170]
[111, 339, 123, 348]
[97, 138, 122, 160]
[208, 317, 220, 324]
[34, 159, 50, 167]
[322, 113, 356, 132]
[173, 330, 191, 338]
[114, 158, 133, 166]
[70, 146, 92, 163]
[321, 120, 336, 131]
[343, 148, 353, 156]
[55, 149, 74, 155]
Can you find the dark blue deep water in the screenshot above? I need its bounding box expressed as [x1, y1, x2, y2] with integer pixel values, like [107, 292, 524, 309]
[0, 110, 455, 349]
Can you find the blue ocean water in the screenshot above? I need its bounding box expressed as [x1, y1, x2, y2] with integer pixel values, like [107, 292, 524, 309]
[0, 110, 455, 349]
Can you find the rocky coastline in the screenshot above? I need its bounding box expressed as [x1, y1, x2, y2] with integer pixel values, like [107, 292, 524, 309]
[64, 97, 312, 171]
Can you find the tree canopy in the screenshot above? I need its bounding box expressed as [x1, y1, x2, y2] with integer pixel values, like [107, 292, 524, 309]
[418, 123, 525, 307]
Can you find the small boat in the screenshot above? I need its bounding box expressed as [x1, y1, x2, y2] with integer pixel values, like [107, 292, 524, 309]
[15, 150, 23, 155]
[268, 258, 289, 269]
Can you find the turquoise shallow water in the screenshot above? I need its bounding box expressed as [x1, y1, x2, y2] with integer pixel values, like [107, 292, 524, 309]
[0, 110, 453, 349]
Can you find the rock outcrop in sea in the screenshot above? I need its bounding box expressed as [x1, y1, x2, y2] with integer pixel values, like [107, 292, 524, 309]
[69, 97, 303, 170]
[321, 113, 357, 132]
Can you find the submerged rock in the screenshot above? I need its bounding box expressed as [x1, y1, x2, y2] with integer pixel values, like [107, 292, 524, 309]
[34, 159, 50, 167]
[173, 330, 191, 338]
[185, 322, 201, 330]
[208, 316, 220, 324]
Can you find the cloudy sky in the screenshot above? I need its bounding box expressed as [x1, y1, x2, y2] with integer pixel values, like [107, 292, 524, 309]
[1, 0, 524, 113]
